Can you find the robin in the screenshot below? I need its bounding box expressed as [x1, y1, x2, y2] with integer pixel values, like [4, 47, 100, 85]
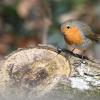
[61, 20, 100, 55]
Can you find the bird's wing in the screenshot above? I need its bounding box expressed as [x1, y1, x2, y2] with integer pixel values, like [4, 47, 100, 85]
[77, 21, 99, 42]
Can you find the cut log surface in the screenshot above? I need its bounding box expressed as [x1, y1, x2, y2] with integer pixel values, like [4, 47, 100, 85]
[0, 45, 70, 96]
[0, 44, 99, 98]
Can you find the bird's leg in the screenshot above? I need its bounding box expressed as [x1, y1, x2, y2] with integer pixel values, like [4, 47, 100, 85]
[71, 48, 82, 55]
[71, 48, 75, 53]
[80, 50, 87, 63]
[67, 48, 76, 58]
[71, 48, 87, 63]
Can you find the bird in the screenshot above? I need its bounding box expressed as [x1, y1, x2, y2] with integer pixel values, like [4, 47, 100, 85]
[61, 20, 100, 55]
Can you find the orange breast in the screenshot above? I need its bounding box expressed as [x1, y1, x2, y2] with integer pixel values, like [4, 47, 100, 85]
[63, 27, 82, 45]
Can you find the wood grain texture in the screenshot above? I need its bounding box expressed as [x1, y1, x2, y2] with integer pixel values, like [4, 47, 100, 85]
[0, 45, 70, 96]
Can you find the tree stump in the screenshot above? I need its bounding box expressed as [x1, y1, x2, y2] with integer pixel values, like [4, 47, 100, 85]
[0, 44, 70, 97]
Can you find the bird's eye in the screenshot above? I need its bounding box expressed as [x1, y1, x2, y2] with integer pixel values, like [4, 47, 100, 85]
[67, 26, 70, 29]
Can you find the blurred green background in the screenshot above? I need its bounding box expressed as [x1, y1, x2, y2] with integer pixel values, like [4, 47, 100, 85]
[0, 0, 100, 57]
